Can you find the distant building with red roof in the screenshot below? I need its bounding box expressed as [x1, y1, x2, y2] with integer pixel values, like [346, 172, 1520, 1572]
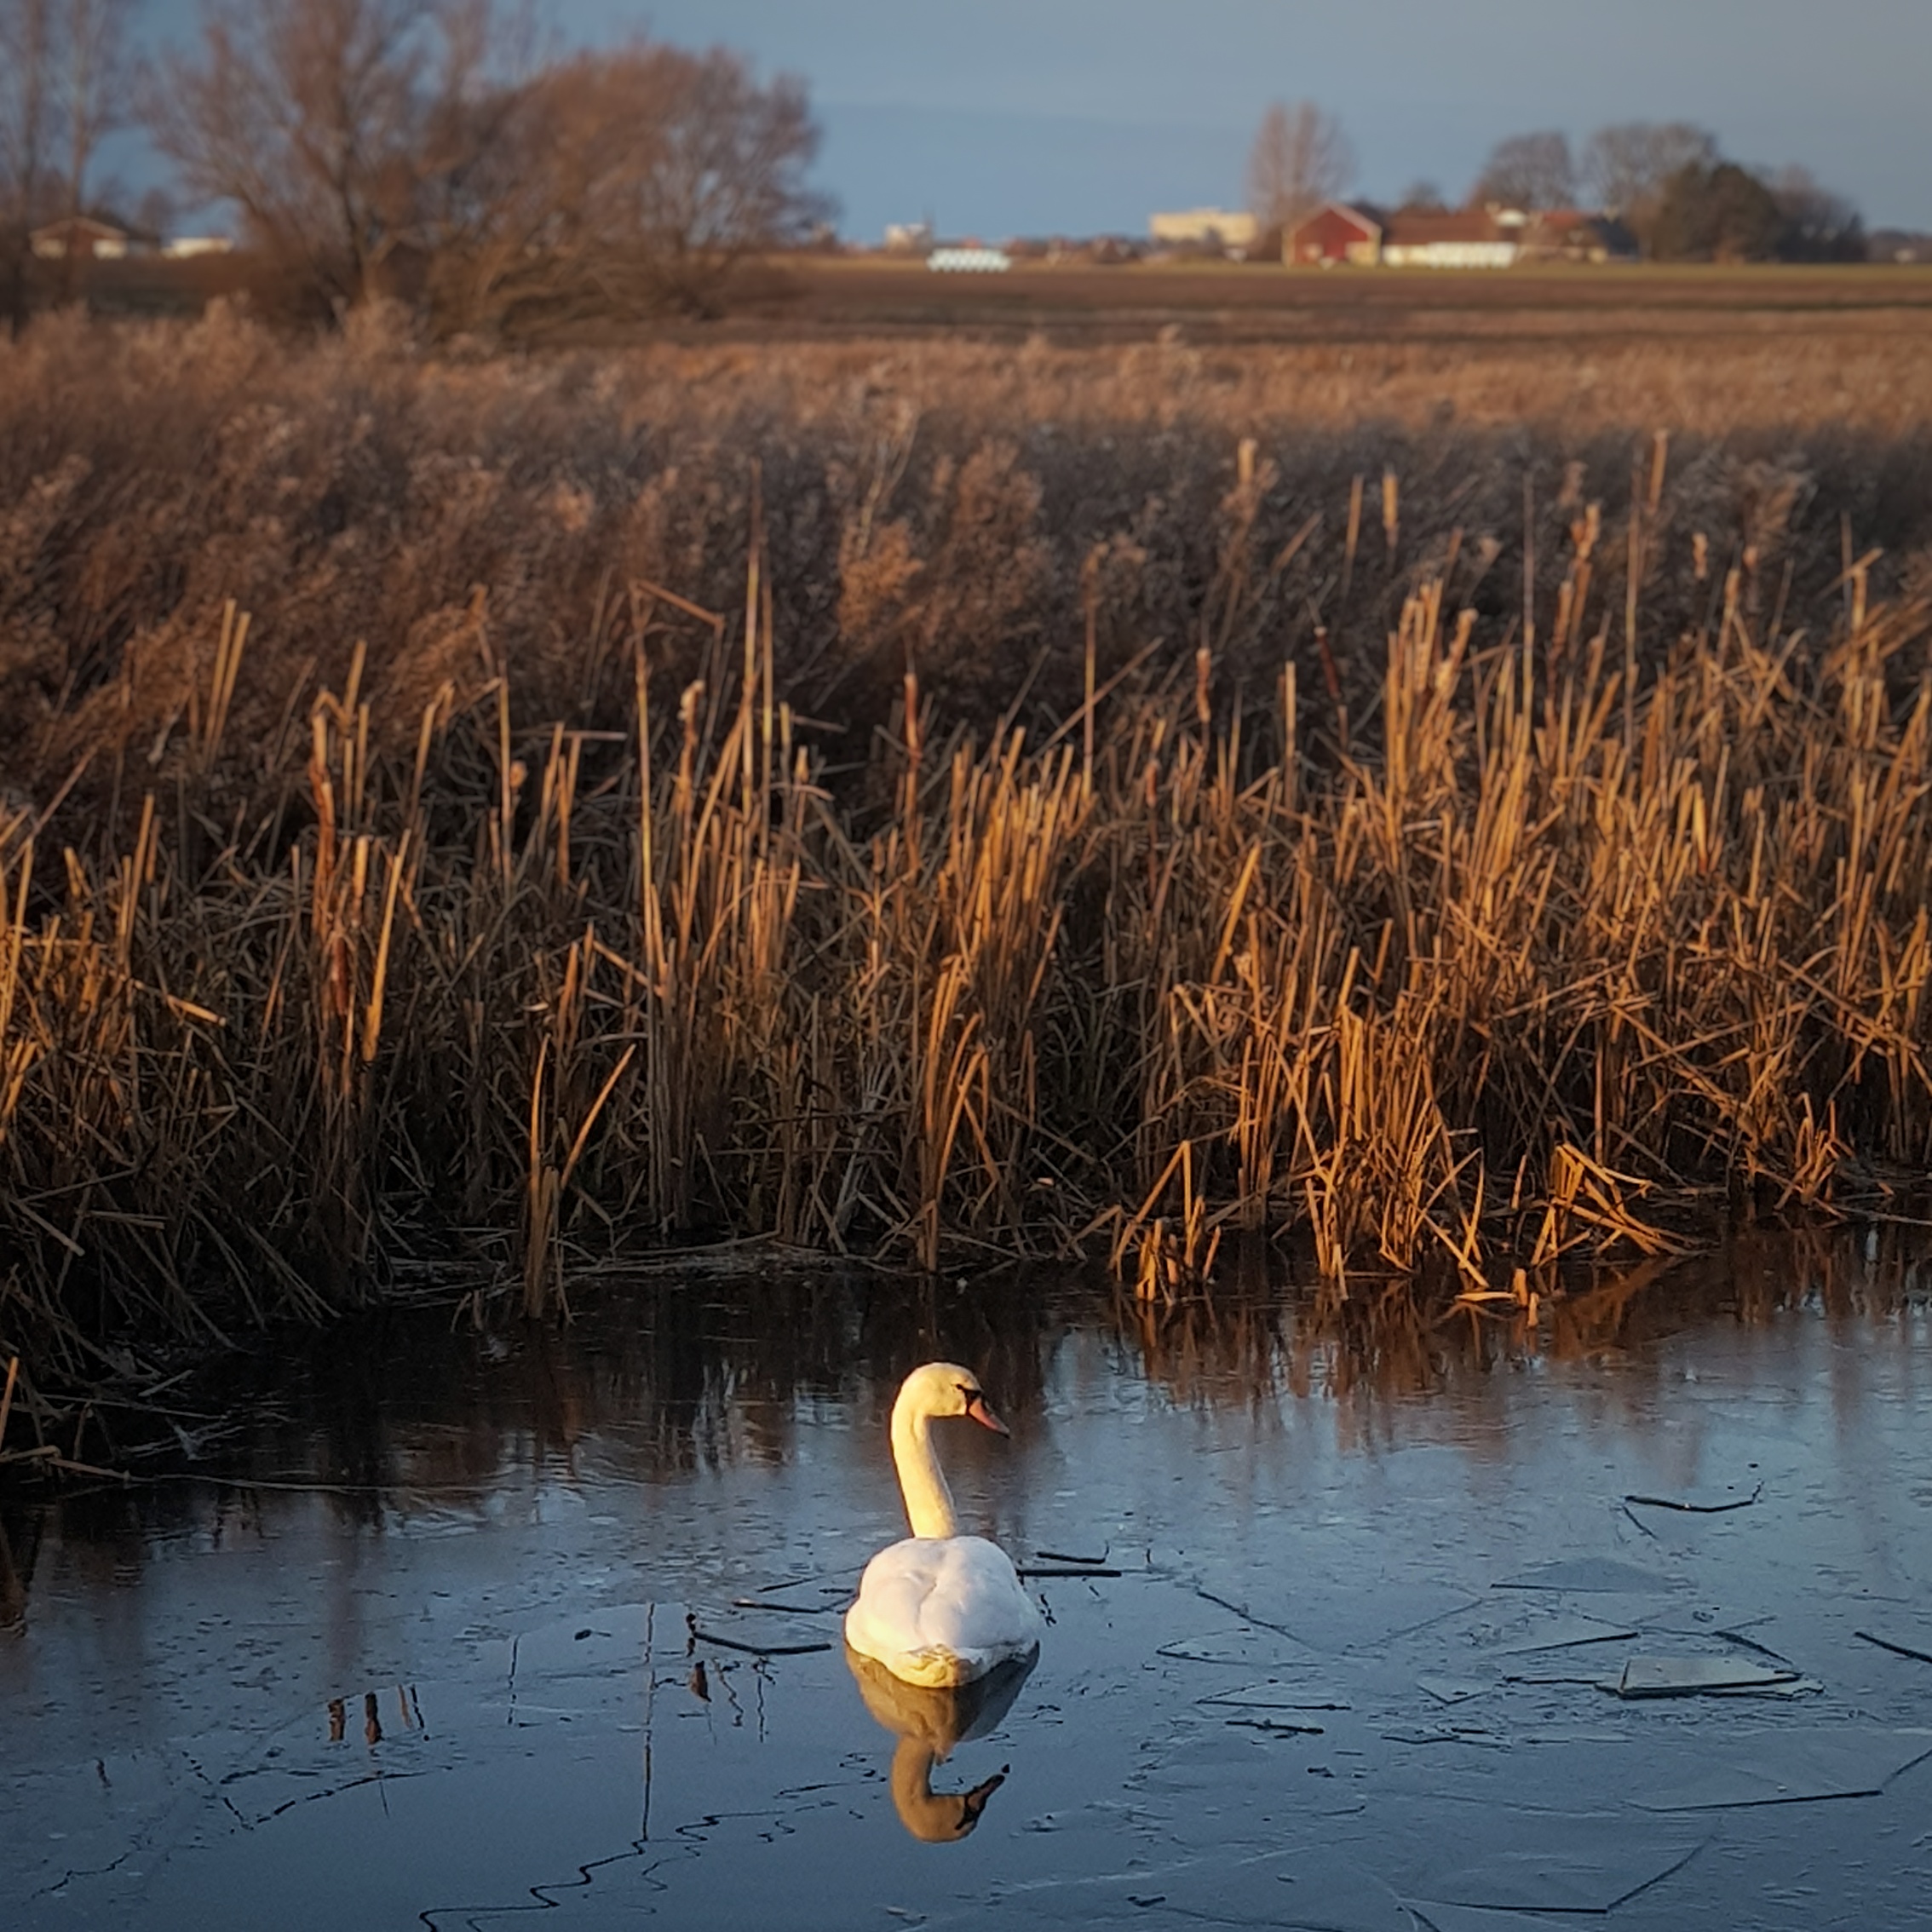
[1285, 204, 1383, 267]
[1286, 201, 1638, 269]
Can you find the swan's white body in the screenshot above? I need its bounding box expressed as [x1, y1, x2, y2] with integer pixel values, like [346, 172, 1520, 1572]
[845, 1534, 1038, 1688]
[844, 1362, 1044, 1689]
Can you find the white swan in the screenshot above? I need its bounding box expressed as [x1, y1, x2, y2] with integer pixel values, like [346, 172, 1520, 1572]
[843, 1362, 1044, 1688]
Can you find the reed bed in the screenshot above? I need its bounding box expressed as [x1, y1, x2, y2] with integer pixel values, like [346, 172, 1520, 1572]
[3, 310, 1932, 1417]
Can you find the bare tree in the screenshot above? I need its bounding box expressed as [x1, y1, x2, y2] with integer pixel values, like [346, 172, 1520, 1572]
[1246, 100, 1354, 235]
[146, 0, 452, 307]
[54, 0, 133, 296]
[133, 181, 175, 239]
[1768, 166, 1864, 262]
[1580, 121, 1716, 218]
[148, 11, 831, 327]
[0, 0, 60, 331]
[637, 47, 831, 304]
[417, 50, 644, 332]
[1470, 130, 1574, 211]
[425, 42, 833, 333]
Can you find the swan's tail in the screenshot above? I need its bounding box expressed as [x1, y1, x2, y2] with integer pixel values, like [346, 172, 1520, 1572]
[872, 1640, 982, 1688]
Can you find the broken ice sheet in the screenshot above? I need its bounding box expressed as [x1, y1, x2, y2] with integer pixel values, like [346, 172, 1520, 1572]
[1492, 1613, 1637, 1654]
[1618, 1657, 1798, 1698]
[1856, 1628, 1932, 1665]
[1382, 1724, 1508, 1748]
[1193, 1578, 1478, 1655]
[1494, 1557, 1674, 1594]
[1642, 1606, 1776, 1639]
[1158, 1627, 1308, 1668]
[1198, 1679, 1351, 1712]
[1502, 1667, 1622, 1690]
[996, 1848, 1410, 1930]
[1389, 1814, 1703, 1912]
[1417, 1677, 1488, 1706]
[509, 1603, 656, 1680]
[1412, 1904, 1637, 1932]
[1301, 1584, 1482, 1653]
[687, 1610, 835, 1655]
[1631, 1728, 1932, 1810]
[1168, 1848, 1414, 1931]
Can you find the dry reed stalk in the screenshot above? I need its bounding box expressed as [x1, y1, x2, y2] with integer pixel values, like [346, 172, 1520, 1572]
[7, 409, 1932, 1389]
[198, 600, 250, 770]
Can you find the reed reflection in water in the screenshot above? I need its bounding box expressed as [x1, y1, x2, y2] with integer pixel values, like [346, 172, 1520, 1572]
[3, 1227, 1927, 1634]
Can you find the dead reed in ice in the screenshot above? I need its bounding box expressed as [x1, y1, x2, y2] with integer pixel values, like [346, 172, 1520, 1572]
[3, 424, 1932, 1405]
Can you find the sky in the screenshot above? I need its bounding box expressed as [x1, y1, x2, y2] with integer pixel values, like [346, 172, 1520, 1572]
[135, 0, 1931, 238]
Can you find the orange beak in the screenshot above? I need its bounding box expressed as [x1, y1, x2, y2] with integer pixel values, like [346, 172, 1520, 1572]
[963, 1391, 1009, 1435]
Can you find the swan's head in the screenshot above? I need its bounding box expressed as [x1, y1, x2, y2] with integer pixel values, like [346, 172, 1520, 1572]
[889, 1742, 1009, 1842]
[895, 1361, 1009, 1435]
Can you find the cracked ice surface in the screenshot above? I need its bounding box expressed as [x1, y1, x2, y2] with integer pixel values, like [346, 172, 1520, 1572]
[3, 1254, 1932, 1929]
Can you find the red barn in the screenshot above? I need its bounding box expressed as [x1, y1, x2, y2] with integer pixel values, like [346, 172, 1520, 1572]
[1285, 203, 1383, 267]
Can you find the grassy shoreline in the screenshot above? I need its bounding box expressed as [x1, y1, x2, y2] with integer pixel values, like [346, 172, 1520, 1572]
[3, 312, 1931, 1410]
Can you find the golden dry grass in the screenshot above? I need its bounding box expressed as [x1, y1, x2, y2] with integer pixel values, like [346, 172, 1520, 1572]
[2, 307, 1931, 1408]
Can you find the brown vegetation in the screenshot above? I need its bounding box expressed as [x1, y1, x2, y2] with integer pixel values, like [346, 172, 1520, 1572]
[696, 256, 1932, 348]
[3, 309, 1932, 1412]
[44, 251, 1932, 351]
[1, 0, 136, 334]
[144, 2, 830, 327]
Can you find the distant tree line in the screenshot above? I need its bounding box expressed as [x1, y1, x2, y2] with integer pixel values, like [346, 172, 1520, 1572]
[1248, 106, 1871, 263]
[1469, 124, 1865, 262]
[150, 0, 834, 330]
[0, 0, 135, 330]
[2, 0, 835, 334]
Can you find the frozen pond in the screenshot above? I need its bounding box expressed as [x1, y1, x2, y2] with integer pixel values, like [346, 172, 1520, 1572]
[4, 1237, 1932, 1929]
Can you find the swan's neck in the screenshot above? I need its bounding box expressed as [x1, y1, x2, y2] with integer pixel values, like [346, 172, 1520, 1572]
[891, 1400, 960, 1539]
[890, 1736, 1005, 1843]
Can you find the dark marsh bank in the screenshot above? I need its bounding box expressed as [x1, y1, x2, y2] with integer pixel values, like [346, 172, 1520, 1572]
[3, 311, 1932, 1413]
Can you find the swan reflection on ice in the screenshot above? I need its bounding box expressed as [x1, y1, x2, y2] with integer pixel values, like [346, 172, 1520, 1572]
[846, 1644, 1038, 1842]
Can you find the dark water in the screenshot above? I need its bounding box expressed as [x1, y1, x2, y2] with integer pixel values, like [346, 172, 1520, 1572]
[4, 1237, 1932, 1930]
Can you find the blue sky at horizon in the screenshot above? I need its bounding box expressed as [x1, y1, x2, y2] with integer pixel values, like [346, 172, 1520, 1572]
[133, 0, 1930, 238]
